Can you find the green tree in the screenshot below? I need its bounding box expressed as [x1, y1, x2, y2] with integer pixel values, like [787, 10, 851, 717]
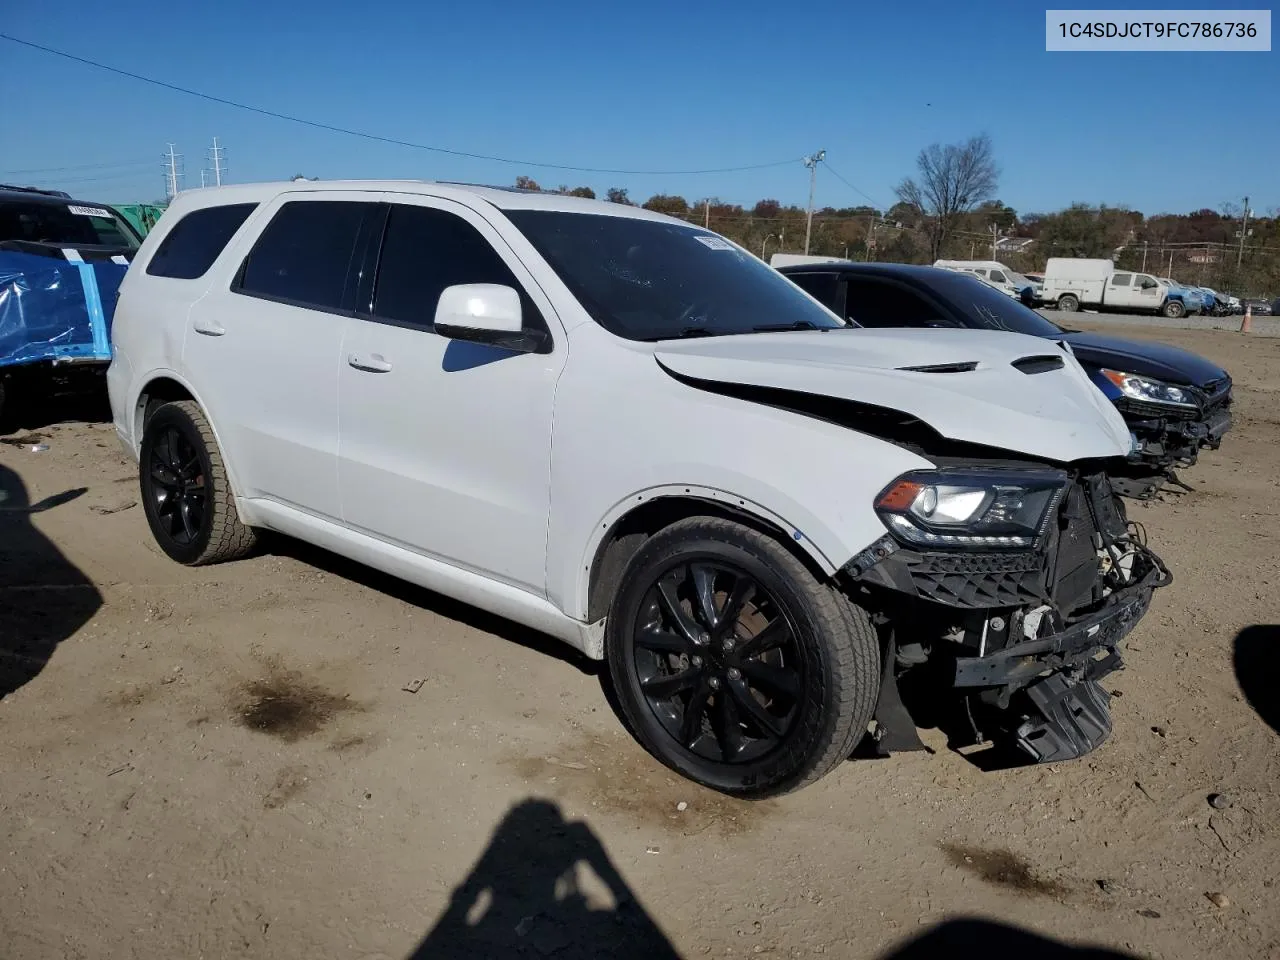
[643, 194, 690, 216]
[606, 187, 632, 205]
[515, 176, 541, 191]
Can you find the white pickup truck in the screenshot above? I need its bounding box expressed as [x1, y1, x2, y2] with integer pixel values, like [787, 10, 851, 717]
[1040, 258, 1185, 318]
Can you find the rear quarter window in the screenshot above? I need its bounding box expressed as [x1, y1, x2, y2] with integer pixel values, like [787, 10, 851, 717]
[146, 203, 258, 279]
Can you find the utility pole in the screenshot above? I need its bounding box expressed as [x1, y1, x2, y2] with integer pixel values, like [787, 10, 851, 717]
[1141, 240, 1148, 272]
[990, 223, 999, 261]
[208, 136, 226, 187]
[1167, 249, 1174, 277]
[200, 170, 208, 188]
[163, 143, 183, 200]
[802, 149, 826, 254]
[1237, 195, 1250, 269]
[866, 217, 879, 261]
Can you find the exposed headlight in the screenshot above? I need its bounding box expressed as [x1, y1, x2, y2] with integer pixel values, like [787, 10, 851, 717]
[1102, 369, 1197, 409]
[875, 469, 1068, 550]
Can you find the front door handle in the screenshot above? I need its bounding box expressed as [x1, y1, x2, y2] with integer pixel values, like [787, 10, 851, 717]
[348, 353, 392, 373]
[193, 318, 226, 337]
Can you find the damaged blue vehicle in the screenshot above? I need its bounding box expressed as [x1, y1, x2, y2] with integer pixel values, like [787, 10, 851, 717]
[0, 185, 140, 422]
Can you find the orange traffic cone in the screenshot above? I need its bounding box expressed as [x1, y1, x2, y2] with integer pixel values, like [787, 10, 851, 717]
[1241, 304, 1252, 333]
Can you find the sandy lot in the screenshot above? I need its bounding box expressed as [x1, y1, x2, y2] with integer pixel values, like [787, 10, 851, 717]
[2, 324, 1278, 960]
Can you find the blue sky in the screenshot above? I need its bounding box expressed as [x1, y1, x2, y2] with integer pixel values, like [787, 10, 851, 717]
[1, 0, 1275, 216]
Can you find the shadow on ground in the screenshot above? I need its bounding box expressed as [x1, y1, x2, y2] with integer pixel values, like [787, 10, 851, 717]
[878, 917, 1141, 958]
[1234, 625, 1280, 736]
[0, 463, 100, 698]
[266, 536, 597, 675]
[408, 798, 680, 959]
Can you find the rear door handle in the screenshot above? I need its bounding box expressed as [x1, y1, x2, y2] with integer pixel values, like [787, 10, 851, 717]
[348, 353, 392, 373]
[193, 318, 226, 337]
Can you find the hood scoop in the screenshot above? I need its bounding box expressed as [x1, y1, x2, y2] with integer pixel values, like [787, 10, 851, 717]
[896, 361, 979, 374]
[1011, 355, 1065, 374]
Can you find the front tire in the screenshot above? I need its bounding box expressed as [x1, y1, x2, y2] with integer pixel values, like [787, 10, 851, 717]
[139, 400, 257, 565]
[605, 517, 879, 798]
[1163, 299, 1185, 319]
[1057, 294, 1080, 312]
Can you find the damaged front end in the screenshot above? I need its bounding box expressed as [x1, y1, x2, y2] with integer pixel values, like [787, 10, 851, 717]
[1105, 371, 1234, 499]
[845, 463, 1170, 764]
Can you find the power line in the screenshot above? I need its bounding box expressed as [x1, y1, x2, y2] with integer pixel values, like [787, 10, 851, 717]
[0, 33, 800, 177]
[0, 159, 154, 177]
[823, 164, 886, 209]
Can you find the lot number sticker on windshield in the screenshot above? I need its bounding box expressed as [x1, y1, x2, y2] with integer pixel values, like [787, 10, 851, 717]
[67, 205, 112, 218]
[694, 235, 735, 250]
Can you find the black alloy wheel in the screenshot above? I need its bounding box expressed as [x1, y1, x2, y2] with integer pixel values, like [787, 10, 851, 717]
[632, 560, 802, 765]
[606, 517, 879, 798]
[147, 425, 207, 546]
[139, 400, 257, 565]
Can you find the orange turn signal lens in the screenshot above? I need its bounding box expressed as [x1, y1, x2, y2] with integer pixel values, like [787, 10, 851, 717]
[876, 480, 923, 511]
[1101, 369, 1128, 388]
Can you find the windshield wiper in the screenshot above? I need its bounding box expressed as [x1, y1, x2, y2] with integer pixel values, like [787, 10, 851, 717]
[645, 327, 724, 341]
[750, 320, 829, 333]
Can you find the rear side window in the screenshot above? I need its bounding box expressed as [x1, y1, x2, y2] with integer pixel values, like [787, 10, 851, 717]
[1110, 273, 1132, 287]
[146, 203, 257, 279]
[371, 204, 544, 331]
[236, 201, 368, 311]
[844, 278, 948, 328]
[785, 271, 839, 309]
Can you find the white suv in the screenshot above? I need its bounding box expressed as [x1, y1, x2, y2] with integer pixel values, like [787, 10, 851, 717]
[108, 181, 1168, 796]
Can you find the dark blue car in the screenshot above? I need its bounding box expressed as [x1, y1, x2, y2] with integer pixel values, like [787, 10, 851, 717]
[778, 262, 1232, 497]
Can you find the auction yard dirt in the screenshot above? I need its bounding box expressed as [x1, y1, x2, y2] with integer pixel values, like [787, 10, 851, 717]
[2, 323, 1277, 960]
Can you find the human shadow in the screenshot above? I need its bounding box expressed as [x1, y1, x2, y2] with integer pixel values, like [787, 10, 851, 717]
[409, 798, 681, 960]
[0, 463, 100, 698]
[1233, 625, 1280, 736]
[879, 917, 1141, 958]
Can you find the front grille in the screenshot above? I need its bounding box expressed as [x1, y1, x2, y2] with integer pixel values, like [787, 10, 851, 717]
[1115, 397, 1200, 422]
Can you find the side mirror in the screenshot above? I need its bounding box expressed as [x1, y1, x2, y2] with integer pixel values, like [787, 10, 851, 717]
[434, 283, 547, 354]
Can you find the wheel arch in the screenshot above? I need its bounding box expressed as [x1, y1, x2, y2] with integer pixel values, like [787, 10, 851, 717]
[131, 372, 250, 520]
[581, 486, 841, 625]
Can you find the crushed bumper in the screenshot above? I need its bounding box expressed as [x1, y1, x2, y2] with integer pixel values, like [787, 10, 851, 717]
[953, 572, 1156, 690]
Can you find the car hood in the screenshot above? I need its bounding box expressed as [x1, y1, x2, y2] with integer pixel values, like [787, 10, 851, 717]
[654, 328, 1133, 463]
[1059, 331, 1227, 386]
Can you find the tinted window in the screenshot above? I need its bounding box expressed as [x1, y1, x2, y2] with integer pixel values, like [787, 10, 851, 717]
[146, 203, 257, 279]
[973, 268, 988, 277]
[844, 279, 950, 328]
[923, 271, 1063, 336]
[786, 271, 840, 308]
[1111, 273, 1132, 287]
[372, 204, 542, 330]
[237, 201, 368, 310]
[506, 211, 845, 340]
[0, 201, 140, 250]
[1136, 275, 1156, 287]
[988, 269, 1007, 283]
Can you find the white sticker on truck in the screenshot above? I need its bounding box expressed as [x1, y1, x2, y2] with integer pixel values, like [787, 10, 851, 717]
[67, 205, 112, 218]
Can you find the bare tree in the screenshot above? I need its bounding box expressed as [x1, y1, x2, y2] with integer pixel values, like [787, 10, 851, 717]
[895, 134, 999, 261]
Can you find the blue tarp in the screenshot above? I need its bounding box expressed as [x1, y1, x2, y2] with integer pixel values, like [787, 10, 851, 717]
[0, 251, 126, 368]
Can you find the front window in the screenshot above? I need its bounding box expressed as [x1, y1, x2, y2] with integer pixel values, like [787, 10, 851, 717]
[0, 200, 140, 250]
[924, 271, 1064, 336]
[505, 210, 847, 340]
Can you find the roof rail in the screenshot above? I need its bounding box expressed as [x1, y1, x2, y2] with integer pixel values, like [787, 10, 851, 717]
[0, 183, 74, 199]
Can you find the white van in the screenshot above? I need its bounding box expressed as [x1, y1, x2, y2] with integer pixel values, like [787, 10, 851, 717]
[933, 260, 1035, 299]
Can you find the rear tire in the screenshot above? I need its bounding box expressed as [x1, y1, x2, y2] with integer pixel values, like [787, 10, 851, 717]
[1162, 299, 1185, 319]
[139, 400, 257, 565]
[605, 517, 880, 798]
[1057, 294, 1079, 312]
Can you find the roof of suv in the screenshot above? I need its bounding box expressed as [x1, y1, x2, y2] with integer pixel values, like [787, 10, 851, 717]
[166, 180, 685, 224]
[0, 187, 116, 209]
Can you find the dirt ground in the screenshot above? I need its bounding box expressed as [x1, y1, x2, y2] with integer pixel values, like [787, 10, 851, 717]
[2, 323, 1278, 960]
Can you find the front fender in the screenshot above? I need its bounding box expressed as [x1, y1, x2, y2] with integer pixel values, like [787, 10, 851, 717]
[545, 330, 932, 621]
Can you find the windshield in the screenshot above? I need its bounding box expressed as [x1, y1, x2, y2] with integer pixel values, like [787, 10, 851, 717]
[1004, 269, 1034, 288]
[928, 270, 1064, 336]
[505, 210, 847, 340]
[0, 200, 140, 250]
